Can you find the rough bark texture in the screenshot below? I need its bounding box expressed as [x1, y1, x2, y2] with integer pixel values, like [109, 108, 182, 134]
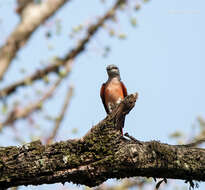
[0, 0, 69, 80]
[0, 93, 205, 188]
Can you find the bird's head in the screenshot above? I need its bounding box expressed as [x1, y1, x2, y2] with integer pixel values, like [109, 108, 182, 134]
[106, 64, 120, 79]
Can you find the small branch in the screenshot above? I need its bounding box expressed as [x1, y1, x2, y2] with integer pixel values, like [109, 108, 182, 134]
[16, 0, 33, 15]
[0, 0, 70, 80]
[124, 132, 143, 144]
[10, 187, 18, 190]
[0, 61, 72, 132]
[177, 138, 205, 148]
[198, 116, 205, 127]
[0, 0, 126, 98]
[46, 85, 74, 144]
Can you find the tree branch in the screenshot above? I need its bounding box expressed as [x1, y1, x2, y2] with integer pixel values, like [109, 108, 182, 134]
[0, 60, 73, 132]
[1, 93, 205, 188]
[46, 85, 74, 144]
[0, 0, 126, 99]
[0, 0, 70, 80]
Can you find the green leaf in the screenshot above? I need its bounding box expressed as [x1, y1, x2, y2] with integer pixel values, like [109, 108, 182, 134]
[135, 4, 141, 10]
[118, 33, 127, 39]
[169, 131, 183, 138]
[43, 75, 49, 84]
[130, 17, 137, 27]
[109, 29, 115, 37]
[59, 69, 67, 78]
[1, 104, 8, 115]
[71, 128, 78, 134]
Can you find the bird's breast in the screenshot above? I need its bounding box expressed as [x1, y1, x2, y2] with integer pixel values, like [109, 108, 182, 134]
[104, 82, 124, 104]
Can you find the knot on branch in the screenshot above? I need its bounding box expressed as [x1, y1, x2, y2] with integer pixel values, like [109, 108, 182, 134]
[108, 92, 138, 131]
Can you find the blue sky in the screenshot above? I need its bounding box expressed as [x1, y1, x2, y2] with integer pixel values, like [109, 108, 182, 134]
[0, 0, 205, 189]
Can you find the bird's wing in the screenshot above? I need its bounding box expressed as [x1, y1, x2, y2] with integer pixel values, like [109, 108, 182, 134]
[100, 83, 109, 114]
[120, 81, 128, 97]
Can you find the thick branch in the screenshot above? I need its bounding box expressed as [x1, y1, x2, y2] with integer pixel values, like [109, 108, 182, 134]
[0, 0, 126, 98]
[0, 0, 70, 80]
[1, 93, 205, 189]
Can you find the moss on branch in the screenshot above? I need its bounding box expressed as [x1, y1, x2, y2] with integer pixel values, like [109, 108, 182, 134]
[1, 93, 205, 188]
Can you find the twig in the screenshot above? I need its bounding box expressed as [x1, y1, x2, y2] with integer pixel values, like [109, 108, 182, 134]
[0, 0, 126, 98]
[46, 85, 74, 144]
[16, 0, 33, 15]
[10, 187, 18, 190]
[0, 61, 72, 132]
[176, 138, 205, 147]
[124, 132, 143, 145]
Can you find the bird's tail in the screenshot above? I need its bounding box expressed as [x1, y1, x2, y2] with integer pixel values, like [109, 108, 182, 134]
[121, 116, 125, 136]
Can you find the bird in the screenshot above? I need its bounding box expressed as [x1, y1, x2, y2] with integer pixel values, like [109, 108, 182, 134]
[100, 64, 127, 135]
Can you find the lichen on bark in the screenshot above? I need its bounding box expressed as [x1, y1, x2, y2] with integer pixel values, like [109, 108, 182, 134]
[1, 93, 205, 189]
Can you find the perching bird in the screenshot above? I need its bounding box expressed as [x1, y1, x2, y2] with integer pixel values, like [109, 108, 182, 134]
[100, 64, 127, 135]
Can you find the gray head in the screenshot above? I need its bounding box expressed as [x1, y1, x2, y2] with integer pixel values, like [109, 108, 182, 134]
[106, 64, 120, 79]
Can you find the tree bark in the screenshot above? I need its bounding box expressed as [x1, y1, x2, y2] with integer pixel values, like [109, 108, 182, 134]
[0, 93, 205, 188]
